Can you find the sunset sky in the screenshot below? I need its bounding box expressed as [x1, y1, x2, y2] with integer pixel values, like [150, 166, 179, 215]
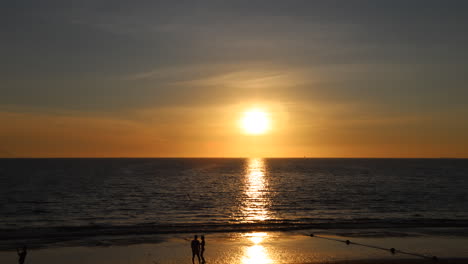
[1, 1, 468, 157]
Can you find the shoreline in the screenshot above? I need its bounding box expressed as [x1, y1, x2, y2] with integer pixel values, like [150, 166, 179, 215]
[2, 224, 468, 250]
[1, 230, 468, 264]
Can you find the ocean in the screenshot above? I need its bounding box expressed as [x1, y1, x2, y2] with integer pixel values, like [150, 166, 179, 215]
[1, 158, 467, 249]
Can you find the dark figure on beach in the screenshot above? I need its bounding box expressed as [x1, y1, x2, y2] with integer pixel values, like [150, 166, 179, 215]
[191, 235, 201, 264]
[200, 235, 206, 263]
[17, 246, 27, 264]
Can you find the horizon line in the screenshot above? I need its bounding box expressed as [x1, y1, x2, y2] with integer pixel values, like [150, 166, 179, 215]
[0, 156, 466, 159]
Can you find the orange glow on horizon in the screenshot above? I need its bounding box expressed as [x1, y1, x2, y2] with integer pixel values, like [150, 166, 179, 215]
[1, 106, 467, 158]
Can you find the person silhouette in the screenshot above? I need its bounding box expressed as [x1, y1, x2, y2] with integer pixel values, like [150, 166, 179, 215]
[17, 246, 27, 264]
[200, 235, 206, 263]
[191, 235, 201, 264]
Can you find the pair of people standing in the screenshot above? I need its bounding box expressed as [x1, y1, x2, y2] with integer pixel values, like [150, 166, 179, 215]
[17, 246, 27, 264]
[190, 235, 205, 264]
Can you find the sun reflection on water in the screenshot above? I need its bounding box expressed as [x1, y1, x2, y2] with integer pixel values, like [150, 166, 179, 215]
[242, 158, 270, 222]
[241, 232, 273, 264]
[245, 232, 268, 244]
[238, 160, 274, 263]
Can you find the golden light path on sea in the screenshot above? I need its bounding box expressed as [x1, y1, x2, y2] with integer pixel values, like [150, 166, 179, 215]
[242, 158, 270, 222]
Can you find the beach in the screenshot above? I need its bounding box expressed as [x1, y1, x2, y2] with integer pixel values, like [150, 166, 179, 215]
[1, 229, 468, 264]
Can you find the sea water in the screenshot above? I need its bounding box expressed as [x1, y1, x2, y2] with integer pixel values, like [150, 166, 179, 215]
[1, 158, 467, 248]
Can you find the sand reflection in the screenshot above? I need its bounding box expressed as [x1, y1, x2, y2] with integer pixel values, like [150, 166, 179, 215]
[242, 158, 270, 222]
[241, 233, 273, 264]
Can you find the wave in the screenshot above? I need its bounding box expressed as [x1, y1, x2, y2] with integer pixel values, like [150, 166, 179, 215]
[1, 218, 468, 250]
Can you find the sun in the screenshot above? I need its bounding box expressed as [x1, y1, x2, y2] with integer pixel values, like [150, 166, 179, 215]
[241, 109, 270, 135]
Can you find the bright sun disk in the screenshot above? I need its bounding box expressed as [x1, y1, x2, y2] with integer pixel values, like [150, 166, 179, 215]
[241, 109, 270, 135]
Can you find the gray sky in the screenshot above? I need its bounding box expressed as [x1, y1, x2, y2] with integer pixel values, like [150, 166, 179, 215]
[1, 1, 468, 157]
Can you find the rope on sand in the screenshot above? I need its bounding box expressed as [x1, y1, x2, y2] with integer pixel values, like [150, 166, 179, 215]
[309, 233, 439, 261]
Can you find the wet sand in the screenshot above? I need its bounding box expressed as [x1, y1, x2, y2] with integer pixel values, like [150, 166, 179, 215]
[1, 231, 467, 264]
